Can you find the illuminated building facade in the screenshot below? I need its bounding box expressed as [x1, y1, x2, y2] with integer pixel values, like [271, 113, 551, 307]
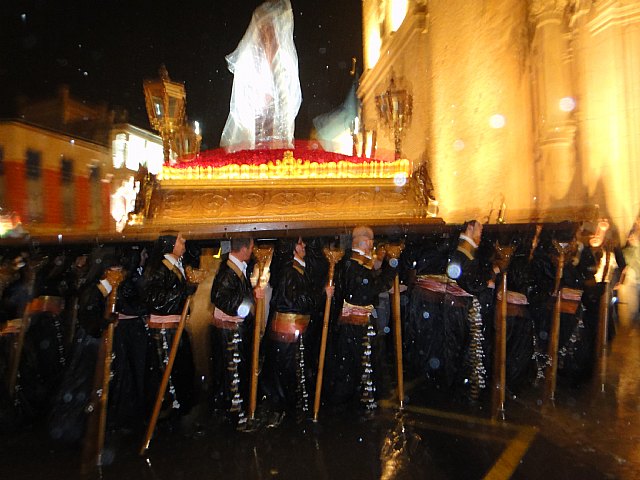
[0, 87, 163, 239]
[360, 0, 640, 239]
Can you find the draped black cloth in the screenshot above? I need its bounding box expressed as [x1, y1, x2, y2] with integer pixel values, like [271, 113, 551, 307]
[48, 282, 107, 443]
[527, 242, 593, 383]
[501, 252, 537, 391]
[405, 284, 471, 391]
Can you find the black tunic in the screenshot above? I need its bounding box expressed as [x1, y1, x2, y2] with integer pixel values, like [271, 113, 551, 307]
[209, 257, 256, 415]
[139, 258, 195, 415]
[262, 260, 319, 416]
[109, 264, 148, 429]
[327, 250, 396, 408]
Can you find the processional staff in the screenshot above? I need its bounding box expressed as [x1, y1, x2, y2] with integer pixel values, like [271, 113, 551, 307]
[545, 240, 575, 402]
[82, 267, 125, 469]
[7, 256, 48, 400]
[249, 245, 273, 421]
[313, 247, 343, 422]
[385, 243, 405, 410]
[491, 243, 514, 421]
[140, 265, 208, 455]
[594, 225, 613, 393]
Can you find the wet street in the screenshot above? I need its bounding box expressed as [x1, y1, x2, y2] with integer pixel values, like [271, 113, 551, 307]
[2, 319, 640, 479]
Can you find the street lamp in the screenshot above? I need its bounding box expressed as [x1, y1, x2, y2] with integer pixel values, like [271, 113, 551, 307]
[143, 65, 187, 163]
[375, 77, 412, 159]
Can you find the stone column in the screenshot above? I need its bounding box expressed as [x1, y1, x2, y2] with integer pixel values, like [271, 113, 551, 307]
[529, 0, 578, 213]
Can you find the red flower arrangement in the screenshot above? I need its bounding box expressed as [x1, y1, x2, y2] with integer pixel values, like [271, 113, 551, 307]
[172, 140, 395, 169]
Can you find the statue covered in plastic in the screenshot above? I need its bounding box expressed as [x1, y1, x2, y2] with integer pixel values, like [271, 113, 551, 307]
[220, 0, 302, 152]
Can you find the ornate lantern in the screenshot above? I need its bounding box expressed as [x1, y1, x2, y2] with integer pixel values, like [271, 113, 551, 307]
[143, 65, 187, 163]
[375, 77, 412, 159]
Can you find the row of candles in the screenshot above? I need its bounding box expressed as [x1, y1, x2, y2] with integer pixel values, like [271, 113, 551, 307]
[158, 153, 412, 182]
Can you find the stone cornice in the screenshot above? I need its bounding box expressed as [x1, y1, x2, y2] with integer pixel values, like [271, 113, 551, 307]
[358, 6, 428, 105]
[530, 0, 571, 17]
[589, 0, 640, 35]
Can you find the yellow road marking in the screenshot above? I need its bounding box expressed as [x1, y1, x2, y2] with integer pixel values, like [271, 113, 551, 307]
[483, 426, 538, 480]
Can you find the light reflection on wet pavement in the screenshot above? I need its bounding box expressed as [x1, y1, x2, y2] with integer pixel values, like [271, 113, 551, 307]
[2, 324, 640, 479]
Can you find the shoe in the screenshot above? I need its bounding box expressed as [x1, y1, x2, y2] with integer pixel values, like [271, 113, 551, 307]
[239, 417, 260, 433]
[267, 411, 285, 429]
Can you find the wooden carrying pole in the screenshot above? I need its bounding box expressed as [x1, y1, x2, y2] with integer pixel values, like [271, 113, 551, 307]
[7, 258, 46, 399]
[545, 241, 567, 402]
[491, 271, 508, 420]
[248, 245, 273, 421]
[595, 249, 612, 393]
[140, 265, 206, 455]
[595, 283, 610, 392]
[82, 267, 125, 469]
[7, 301, 32, 398]
[385, 244, 404, 409]
[491, 242, 513, 421]
[313, 247, 343, 422]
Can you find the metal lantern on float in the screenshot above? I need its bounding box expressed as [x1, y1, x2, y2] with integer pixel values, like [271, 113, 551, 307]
[170, 123, 202, 162]
[375, 77, 412, 159]
[143, 65, 187, 163]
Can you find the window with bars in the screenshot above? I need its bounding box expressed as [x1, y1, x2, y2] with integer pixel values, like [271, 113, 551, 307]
[61, 157, 74, 184]
[89, 164, 101, 181]
[26, 149, 41, 179]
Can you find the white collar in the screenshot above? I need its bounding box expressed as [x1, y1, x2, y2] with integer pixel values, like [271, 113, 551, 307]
[164, 253, 185, 276]
[99, 278, 113, 295]
[459, 234, 478, 249]
[229, 253, 247, 276]
[352, 247, 371, 259]
[294, 256, 306, 268]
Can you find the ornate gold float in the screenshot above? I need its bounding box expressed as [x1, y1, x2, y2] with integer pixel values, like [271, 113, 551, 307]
[126, 145, 442, 238]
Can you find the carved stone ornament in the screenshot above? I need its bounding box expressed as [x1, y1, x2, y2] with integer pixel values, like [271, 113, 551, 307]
[530, 0, 571, 18]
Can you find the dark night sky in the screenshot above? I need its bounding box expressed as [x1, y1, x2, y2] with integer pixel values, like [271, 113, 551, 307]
[0, 0, 362, 149]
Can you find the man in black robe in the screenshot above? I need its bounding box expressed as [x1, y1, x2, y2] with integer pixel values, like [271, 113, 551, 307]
[262, 237, 331, 424]
[108, 245, 149, 431]
[328, 226, 397, 412]
[139, 233, 196, 417]
[445, 220, 494, 399]
[209, 237, 263, 429]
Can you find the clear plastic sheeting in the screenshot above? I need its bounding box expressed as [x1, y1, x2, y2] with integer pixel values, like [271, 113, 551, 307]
[220, 0, 301, 153]
[312, 81, 359, 155]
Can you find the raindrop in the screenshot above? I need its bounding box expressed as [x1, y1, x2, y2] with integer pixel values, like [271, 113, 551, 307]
[453, 139, 465, 151]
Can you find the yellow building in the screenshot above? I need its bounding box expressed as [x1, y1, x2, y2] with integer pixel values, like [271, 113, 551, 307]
[360, 0, 640, 240]
[0, 87, 163, 240]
